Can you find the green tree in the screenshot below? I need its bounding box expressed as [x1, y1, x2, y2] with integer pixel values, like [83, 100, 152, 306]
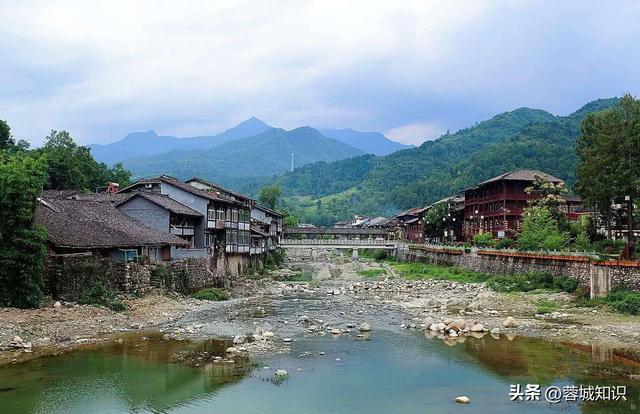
[39, 130, 131, 191]
[258, 184, 282, 209]
[517, 206, 566, 251]
[576, 94, 640, 256]
[0, 151, 48, 308]
[0, 119, 15, 150]
[423, 202, 447, 240]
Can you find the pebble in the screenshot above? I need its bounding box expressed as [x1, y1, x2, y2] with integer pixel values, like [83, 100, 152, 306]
[455, 396, 471, 404]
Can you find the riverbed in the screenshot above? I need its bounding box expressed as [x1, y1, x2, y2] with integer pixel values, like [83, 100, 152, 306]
[1, 249, 640, 413]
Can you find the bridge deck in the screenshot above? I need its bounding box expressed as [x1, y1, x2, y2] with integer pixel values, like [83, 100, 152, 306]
[281, 239, 397, 249]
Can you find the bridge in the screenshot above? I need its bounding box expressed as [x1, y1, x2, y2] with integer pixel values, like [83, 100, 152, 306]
[281, 238, 397, 249]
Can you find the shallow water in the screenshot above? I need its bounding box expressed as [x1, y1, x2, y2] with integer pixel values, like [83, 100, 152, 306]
[1, 327, 639, 414]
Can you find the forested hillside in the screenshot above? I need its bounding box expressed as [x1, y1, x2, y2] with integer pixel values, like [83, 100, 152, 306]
[123, 127, 364, 181]
[260, 98, 618, 225]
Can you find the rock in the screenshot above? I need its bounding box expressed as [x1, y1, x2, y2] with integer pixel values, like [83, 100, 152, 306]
[283, 338, 293, 343]
[226, 347, 238, 354]
[455, 396, 471, 404]
[331, 328, 342, 335]
[490, 328, 501, 335]
[449, 331, 458, 338]
[262, 331, 275, 338]
[274, 369, 288, 378]
[53, 301, 62, 309]
[470, 323, 484, 332]
[233, 335, 246, 345]
[502, 317, 518, 328]
[358, 322, 372, 332]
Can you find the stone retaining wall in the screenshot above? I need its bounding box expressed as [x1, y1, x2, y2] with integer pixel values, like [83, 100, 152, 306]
[398, 246, 640, 292]
[46, 250, 274, 299]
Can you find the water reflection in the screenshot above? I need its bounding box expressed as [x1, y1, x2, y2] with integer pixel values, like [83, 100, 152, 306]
[1, 330, 639, 413]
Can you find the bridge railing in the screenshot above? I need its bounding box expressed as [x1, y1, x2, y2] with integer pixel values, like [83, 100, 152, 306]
[281, 238, 396, 246]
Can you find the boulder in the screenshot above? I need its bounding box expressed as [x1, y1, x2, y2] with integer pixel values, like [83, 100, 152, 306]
[502, 317, 518, 328]
[358, 323, 372, 332]
[470, 324, 484, 332]
[455, 396, 471, 404]
[233, 335, 246, 345]
[53, 301, 62, 309]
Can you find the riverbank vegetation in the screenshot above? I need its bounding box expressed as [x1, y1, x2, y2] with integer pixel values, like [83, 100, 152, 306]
[190, 288, 231, 301]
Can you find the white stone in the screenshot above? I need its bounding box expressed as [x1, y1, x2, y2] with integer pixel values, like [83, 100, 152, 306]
[358, 322, 372, 332]
[226, 347, 238, 354]
[455, 396, 471, 404]
[53, 301, 62, 309]
[470, 324, 484, 332]
[502, 317, 518, 328]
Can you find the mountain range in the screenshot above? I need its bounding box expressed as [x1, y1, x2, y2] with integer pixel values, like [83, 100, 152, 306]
[251, 98, 620, 226]
[88, 118, 411, 179]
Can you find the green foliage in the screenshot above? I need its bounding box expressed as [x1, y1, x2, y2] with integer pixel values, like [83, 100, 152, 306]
[357, 268, 386, 278]
[37, 130, 132, 191]
[536, 299, 558, 314]
[77, 280, 127, 312]
[574, 231, 592, 252]
[494, 238, 515, 249]
[517, 206, 566, 251]
[264, 250, 285, 270]
[258, 184, 282, 209]
[486, 272, 578, 293]
[191, 288, 231, 301]
[593, 239, 626, 255]
[576, 94, 640, 256]
[473, 232, 495, 247]
[423, 201, 448, 239]
[600, 290, 640, 315]
[252, 98, 618, 224]
[0, 119, 15, 150]
[0, 151, 48, 308]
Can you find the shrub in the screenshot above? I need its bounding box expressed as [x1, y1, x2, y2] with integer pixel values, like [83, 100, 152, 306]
[593, 239, 626, 255]
[494, 238, 515, 249]
[517, 206, 566, 251]
[77, 280, 127, 312]
[536, 299, 557, 314]
[601, 290, 640, 315]
[473, 232, 495, 247]
[191, 288, 231, 301]
[486, 272, 577, 293]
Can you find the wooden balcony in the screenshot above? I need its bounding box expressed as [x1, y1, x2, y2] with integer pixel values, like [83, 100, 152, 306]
[206, 220, 224, 229]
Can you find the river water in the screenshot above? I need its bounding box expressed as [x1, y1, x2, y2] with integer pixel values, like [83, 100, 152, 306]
[1, 309, 639, 413]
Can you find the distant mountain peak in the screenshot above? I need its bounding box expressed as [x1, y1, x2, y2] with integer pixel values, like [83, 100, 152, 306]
[233, 116, 271, 129]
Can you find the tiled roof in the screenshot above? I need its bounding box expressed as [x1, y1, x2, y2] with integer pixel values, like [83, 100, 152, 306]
[478, 170, 563, 186]
[37, 198, 189, 249]
[253, 204, 284, 218]
[116, 192, 203, 217]
[119, 175, 238, 205]
[185, 177, 255, 203]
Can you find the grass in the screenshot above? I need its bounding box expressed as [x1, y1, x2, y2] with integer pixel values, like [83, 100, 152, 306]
[77, 281, 128, 312]
[370, 258, 579, 294]
[599, 289, 640, 315]
[357, 268, 387, 278]
[190, 288, 231, 301]
[536, 299, 558, 314]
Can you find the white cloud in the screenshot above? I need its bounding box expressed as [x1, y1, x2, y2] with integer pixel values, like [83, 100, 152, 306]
[386, 123, 444, 145]
[0, 0, 639, 146]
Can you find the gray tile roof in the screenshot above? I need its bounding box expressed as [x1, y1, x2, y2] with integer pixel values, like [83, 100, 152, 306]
[478, 170, 563, 186]
[116, 192, 203, 217]
[37, 198, 189, 249]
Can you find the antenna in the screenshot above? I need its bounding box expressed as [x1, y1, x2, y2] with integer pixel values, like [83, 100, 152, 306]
[291, 152, 294, 172]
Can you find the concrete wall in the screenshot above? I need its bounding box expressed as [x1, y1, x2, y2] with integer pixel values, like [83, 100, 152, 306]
[117, 196, 170, 232]
[398, 246, 640, 292]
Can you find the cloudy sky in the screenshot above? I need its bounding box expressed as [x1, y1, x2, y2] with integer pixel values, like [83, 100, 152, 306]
[2, 0, 640, 146]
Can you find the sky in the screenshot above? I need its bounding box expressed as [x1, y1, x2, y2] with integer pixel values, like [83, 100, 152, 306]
[2, 1, 640, 147]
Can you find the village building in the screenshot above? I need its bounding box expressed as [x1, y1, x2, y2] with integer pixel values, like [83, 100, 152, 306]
[394, 207, 428, 243]
[36, 196, 189, 262]
[250, 204, 284, 254]
[118, 175, 252, 255]
[462, 169, 580, 241]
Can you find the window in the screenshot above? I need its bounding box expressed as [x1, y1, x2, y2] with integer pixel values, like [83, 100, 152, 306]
[207, 209, 216, 221]
[216, 209, 225, 221]
[205, 233, 215, 247]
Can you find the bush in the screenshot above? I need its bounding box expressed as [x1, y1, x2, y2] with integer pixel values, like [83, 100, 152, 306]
[517, 206, 566, 251]
[486, 272, 578, 293]
[494, 238, 515, 249]
[593, 239, 626, 255]
[473, 232, 495, 247]
[536, 299, 557, 314]
[191, 288, 231, 301]
[601, 290, 640, 315]
[77, 280, 127, 312]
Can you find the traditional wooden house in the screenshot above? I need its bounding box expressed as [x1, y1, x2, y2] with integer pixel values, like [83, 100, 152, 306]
[250, 204, 284, 253]
[118, 175, 250, 255]
[394, 207, 428, 243]
[36, 197, 188, 262]
[463, 170, 571, 240]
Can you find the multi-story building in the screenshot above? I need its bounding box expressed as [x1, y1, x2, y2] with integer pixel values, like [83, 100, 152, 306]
[394, 207, 428, 243]
[118, 175, 251, 255]
[463, 170, 569, 240]
[250, 204, 284, 254]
